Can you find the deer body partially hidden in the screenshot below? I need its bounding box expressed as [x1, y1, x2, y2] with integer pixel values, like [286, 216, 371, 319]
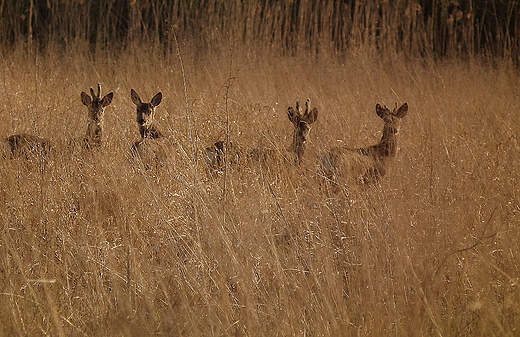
[79, 84, 114, 149]
[206, 99, 318, 171]
[285, 99, 319, 165]
[321, 103, 408, 186]
[205, 140, 241, 170]
[2, 133, 52, 160]
[3, 84, 113, 162]
[129, 89, 168, 170]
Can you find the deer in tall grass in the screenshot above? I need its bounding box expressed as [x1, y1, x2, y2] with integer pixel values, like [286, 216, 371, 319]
[2, 84, 113, 161]
[249, 99, 319, 166]
[321, 103, 408, 187]
[77, 84, 114, 149]
[74, 85, 119, 226]
[205, 140, 241, 170]
[2, 133, 52, 161]
[129, 89, 167, 170]
[206, 99, 318, 170]
[286, 99, 319, 165]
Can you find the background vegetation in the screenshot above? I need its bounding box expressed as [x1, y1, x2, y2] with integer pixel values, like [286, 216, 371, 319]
[1, 0, 520, 60]
[0, 0, 519, 336]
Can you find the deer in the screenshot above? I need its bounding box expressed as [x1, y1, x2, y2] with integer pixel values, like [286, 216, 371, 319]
[321, 102, 408, 187]
[205, 99, 318, 171]
[286, 99, 319, 165]
[129, 89, 167, 170]
[2, 84, 114, 161]
[72, 85, 118, 226]
[205, 140, 242, 171]
[2, 133, 52, 161]
[77, 84, 114, 149]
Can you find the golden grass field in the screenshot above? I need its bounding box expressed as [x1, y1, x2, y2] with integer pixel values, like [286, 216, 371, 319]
[0, 41, 519, 336]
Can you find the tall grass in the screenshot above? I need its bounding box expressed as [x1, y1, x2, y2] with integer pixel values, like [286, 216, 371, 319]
[0, 1, 520, 336]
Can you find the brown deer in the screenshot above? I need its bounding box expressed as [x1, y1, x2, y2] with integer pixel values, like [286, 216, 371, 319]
[78, 84, 114, 149]
[206, 99, 318, 170]
[286, 99, 319, 165]
[129, 89, 167, 170]
[3, 84, 114, 161]
[321, 102, 408, 186]
[2, 133, 52, 161]
[205, 140, 241, 170]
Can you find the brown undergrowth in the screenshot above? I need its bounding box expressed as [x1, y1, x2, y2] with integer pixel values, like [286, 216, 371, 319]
[0, 44, 519, 336]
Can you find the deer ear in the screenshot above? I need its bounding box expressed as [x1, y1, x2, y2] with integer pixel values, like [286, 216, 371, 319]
[305, 107, 318, 124]
[81, 92, 92, 106]
[288, 106, 299, 124]
[101, 92, 114, 108]
[130, 89, 142, 106]
[395, 103, 408, 118]
[376, 103, 389, 118]
[151, 92, 162, 107]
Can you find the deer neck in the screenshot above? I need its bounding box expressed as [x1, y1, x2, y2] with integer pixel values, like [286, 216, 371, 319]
[85, 120, 102, 147]
[140, 125, 162, 139]
[360, 123, 399, 159]
[291, 130, 306, 165]
[375, 123, 399, 157]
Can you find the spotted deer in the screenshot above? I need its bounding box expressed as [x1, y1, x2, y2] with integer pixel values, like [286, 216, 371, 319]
[321, 103, 408, 187]
[206, 99, 318, 171]
[79, 84, 114, 149]
[129, 89, 167, 170]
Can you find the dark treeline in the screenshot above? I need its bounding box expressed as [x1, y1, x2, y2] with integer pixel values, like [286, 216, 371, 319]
[0, 0, 518, 60]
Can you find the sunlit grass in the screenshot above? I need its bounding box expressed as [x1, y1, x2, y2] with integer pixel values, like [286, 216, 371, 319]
[0, 42, 519, 336]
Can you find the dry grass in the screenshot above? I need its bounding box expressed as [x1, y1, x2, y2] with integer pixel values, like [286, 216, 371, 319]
[0, 42, 519, 336]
